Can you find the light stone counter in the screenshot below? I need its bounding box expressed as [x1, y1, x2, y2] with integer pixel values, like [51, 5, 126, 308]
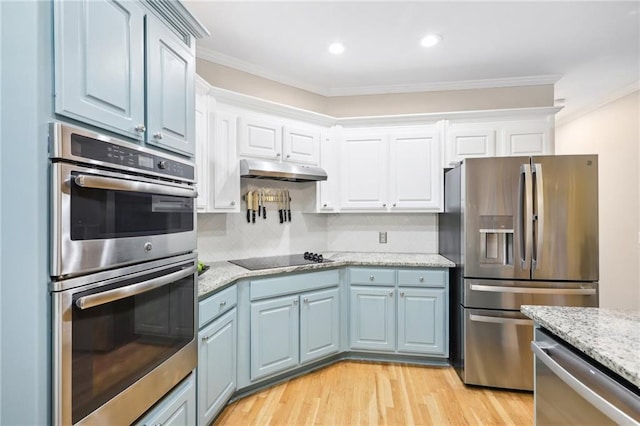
[198, 252, 454, 299]
[521, 305, 640, 388]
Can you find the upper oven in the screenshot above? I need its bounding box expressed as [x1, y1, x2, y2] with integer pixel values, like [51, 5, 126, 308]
[50, 123, 197, 278]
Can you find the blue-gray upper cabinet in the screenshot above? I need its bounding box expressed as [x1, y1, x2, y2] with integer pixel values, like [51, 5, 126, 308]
[198, 307, 237, 426]
[397, 288, 446, 356]
[54, 0, 197, 157]
[349, 286, 396, 352]
[250, 294, 300, 381]
[145, 15, 195, 156]
[54, 0, 146, 140]
[300, 287, 340, 364]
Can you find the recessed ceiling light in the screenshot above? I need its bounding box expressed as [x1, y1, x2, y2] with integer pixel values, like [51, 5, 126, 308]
[420, 34, 442, 48]
[328, 42, 345, 55]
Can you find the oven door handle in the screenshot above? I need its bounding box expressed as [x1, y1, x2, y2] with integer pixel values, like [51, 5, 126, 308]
[75, 266, 197, 310]
[74, 174, 197, 198]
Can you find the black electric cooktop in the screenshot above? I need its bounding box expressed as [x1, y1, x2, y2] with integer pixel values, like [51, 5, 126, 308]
[228, 253, 332, 270]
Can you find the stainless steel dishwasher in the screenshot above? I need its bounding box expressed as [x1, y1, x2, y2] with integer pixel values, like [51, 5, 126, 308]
[532, 328, 640, 425]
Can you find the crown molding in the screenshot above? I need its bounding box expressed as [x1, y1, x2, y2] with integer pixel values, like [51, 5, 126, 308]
[196, 48, 560, 97]
[555, 81, 640, 127]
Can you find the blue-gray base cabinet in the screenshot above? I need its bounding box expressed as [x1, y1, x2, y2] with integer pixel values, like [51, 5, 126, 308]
[135, 372, 196, 426]
[349, 267, 448, 357]
[243, 269, 343, 385]
[197, 285, 238, 425]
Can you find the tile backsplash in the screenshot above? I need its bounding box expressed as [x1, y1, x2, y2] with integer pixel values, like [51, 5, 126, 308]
[197, 181, 439, 261]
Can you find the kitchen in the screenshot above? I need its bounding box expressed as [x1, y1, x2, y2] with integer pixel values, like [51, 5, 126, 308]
[0, 1, 639, 425]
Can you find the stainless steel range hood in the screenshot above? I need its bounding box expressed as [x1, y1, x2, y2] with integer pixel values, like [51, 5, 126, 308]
[239, 159, 327, 182]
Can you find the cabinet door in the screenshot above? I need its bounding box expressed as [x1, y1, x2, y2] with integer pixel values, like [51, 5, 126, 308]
[136, 373, 196, 426]
[237, 116, 282, 160]
[300, 288, 340, 364]
[282, 126, 319, 165]
[195, 79, 210, 211]
[445, 124, 496, 165]
[317, 131, 338, 211]
[349, 286, 395, 352]
[198, 308, 236, 425]
[340, 131, 388, 210]
[146, 16, 195, 156]
[250, 295, 299, 381]
[389, 128, 442, 210]
[500, 121, 553, 156]
[54, 0, 145, 140]
[212, 111, 240, 211]
[397, 288, 446, 355]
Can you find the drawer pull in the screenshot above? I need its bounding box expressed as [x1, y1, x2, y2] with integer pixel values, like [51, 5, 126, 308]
[293, 299, 298, 305]
[220, 301, 227, 307]
[419, 277, 424, 282]
[400, 291, 405, 297]
[389, 291, 394, 297]
[369, 275, 375, 281]
[303, 298, 309, 303]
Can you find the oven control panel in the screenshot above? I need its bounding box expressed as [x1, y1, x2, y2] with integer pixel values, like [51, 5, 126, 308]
[68, 133, 194, 180]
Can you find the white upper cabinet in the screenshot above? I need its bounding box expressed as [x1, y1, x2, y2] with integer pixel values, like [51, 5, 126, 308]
[195, 78, 210, 212]
[238, 114, 320, 165]
[54, 0, 205, 157]
[340, 130, 389, 211]
[316, 130, 339, 212]
[445, 123, 496, 166]
[444, 113, 555, 165]
[389, 128, 442, 210]
[340, 125, 443, 212]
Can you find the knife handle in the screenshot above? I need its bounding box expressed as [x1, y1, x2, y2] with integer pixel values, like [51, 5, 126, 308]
[288, 210, 291, 221]
[247, 209, 251, 223]
[279, 209, 283, 224]
[263, 206, 267, 219]
[252, 210, 256, 223]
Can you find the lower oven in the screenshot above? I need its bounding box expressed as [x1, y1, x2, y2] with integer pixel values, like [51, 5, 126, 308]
[51, 252, 198, 425]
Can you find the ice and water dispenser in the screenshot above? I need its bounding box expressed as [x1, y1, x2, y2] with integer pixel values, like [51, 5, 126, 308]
[479, 215, 514, 265]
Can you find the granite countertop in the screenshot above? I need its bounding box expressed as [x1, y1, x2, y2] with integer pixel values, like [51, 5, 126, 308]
[198, 252, 454, 299]
[521, 305, 640, 388]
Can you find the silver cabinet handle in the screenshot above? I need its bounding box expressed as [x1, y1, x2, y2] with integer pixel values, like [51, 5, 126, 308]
[303, 298, 309, 303]
[74, 174, 197, 198]
[419, 277, 424, 282]
[202, 334, 212, 343]
[293, 299, 298, 305]
[469, 313, 532, 326]
[382, 204, 387, 207]
[389, 291, 394, 297]
[400, 291, 405, 297]
[220, 301, 227, 307]
[135, 124, 146, 132]
[286, 154, 291, 159]
[153, 132, 163, 140]
[323, 204, 328, 208]
[276, 153, 281, 157]
[469, 284, 597, 295]
[230, 201, 236, 206]
[531, 341, 639, 425]
[76, 266, 196, 309]
[369, 275, 375, 281]
[393, 203, 396, 207]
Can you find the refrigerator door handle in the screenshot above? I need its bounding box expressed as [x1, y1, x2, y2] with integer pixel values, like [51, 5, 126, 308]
[532, 162, 544, 271]
[469, 284, 597, 295]
[469, 314, 533, 326]
[518, 164, 533, 270]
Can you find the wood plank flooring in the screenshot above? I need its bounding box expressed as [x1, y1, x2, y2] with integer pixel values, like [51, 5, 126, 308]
[214, 361, 533, 426]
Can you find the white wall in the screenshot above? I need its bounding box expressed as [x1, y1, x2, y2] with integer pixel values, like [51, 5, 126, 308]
[555, 90, 640, 309]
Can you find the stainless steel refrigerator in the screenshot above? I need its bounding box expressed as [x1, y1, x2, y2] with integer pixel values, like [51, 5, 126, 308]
[439, 155, 599, 391]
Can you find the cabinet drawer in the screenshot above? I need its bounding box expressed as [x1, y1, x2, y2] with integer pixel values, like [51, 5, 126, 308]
[199, 285, 237, 328]
[349, 268, 395, 286]
[250, 269, 340, 301]
[397, 269, 446, 287]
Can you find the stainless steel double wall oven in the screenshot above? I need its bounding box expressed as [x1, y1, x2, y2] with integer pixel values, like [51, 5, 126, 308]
[50, 123, 198, 425]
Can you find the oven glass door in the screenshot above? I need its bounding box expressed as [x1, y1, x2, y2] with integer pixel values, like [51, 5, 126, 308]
[69, 171, 194, 240]
[69, 263, 195, 424]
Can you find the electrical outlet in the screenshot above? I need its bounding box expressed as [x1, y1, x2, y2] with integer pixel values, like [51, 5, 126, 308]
[379, 231, 387, 244]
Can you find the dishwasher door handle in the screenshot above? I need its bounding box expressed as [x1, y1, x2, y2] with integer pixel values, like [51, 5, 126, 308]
[531, 341, 640, 425]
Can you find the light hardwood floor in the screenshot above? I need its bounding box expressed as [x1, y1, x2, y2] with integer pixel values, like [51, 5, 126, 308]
[214, 361, 533, 426]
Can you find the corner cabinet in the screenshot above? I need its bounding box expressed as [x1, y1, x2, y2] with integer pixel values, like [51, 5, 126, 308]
[340, 125, 442, 212]
[348, 267, 448, 357]
[54, 0, 204, 157]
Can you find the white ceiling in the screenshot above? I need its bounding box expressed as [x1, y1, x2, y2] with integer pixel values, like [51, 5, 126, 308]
[185, 1, 640, 122]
